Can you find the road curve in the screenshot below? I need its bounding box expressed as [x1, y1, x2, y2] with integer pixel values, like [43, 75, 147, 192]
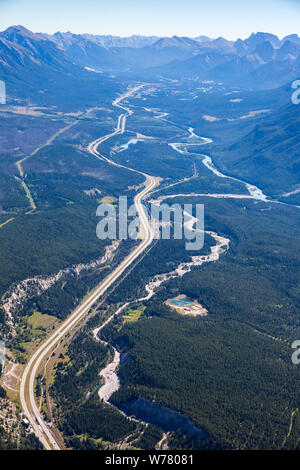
[19, 84, 159, 450]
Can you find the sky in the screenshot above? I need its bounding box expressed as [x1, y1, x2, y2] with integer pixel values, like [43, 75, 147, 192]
[0, 0, 300, 39]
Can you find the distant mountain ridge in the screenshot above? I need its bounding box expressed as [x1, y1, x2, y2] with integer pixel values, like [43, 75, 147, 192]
[0, 25, 120, 107]
[1, 26, 300, 90]
[0, 25, 78, 79]
[43, 32, 161, 49]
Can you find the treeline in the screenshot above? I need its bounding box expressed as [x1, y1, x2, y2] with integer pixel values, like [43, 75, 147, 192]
[61, 396, 136, 443]
[108, 233, 214, 305]
[15, 238, 135, 322]
[104, 308, 300, 450]
[52, 330, 109, 408]
[0, 421, 43, 450]
[51, 327, 138, 447]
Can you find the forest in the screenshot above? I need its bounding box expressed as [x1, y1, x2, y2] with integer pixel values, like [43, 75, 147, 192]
[97, 195, 300, 450]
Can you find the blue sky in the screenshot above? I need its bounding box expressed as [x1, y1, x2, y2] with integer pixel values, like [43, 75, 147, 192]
[0, 0, 300, 39]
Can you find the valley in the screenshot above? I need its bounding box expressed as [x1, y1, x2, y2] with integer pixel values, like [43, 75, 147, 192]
[48, 85, 300, 450]
[0, 23, 299, 452]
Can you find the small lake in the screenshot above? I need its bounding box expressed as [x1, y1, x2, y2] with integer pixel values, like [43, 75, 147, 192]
[169, 296, 194, 307]
[121, 397, 207, 439]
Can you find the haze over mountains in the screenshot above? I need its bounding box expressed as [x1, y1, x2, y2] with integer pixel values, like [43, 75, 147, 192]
[1, 21, 300, 452]
[1, 25, 300, 91]
[0, 26, 80, 86]
[0, 25, 299, 197]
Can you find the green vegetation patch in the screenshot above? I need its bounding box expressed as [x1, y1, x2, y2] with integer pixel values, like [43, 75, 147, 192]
[123, 306, 145, 323]
[100, 195, 117, 204]
[27, 310, 57, 329]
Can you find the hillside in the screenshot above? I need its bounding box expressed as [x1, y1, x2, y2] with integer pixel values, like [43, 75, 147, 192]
[215, 102, 300, 200]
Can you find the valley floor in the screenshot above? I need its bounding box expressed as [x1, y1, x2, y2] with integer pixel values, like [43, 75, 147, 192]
[0, 79, 299, 450]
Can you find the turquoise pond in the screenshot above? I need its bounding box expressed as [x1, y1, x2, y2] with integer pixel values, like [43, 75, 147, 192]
[169, 296, 193, 307]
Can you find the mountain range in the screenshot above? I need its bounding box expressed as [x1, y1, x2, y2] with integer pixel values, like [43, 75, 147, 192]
[0, 25, 120, 108]
[1, 26, 300, 91]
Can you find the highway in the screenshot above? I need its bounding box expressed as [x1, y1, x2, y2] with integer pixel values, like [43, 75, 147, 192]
[19, 85, 159, 450]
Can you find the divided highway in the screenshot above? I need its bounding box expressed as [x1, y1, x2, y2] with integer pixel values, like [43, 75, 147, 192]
[19, 85, 159, 450]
